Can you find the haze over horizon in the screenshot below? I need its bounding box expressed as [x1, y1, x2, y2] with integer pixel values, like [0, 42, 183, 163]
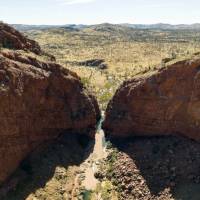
[1, 0, 200, 25]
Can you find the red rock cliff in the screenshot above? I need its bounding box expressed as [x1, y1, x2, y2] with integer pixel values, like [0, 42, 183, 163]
[0, 22, 42, 55]
[0, 24, 100, 185]
[103, 58, 200, 141]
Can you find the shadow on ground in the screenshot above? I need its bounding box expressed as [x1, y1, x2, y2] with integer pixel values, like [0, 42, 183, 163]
[111, 135, 200, 200]
[0, 133, 95, 200]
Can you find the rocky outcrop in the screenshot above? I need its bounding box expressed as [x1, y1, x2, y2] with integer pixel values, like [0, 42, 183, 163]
[77, 59, 108, 69]
[0, 22, 42, 55]
[66, 59, 108, 70]
[0, 24, 100, 185]
[103, 58, 200, 141]
[0, 50, 100, 185]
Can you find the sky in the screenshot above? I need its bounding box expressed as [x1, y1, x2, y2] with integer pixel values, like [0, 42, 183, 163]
[1, 0, 200, 25]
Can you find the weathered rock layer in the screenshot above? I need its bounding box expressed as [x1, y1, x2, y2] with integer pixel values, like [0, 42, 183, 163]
[0, 22, 41, 55]
[0, 24, 100, 185]
[103, 59, 200, 141]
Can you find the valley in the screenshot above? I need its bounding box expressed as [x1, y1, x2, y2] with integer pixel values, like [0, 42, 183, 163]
[24, 24, 200, 109]
[1, 22, 200, 200]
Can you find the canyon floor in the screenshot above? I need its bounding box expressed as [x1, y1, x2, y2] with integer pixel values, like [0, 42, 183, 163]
[3, 129, 200, 199]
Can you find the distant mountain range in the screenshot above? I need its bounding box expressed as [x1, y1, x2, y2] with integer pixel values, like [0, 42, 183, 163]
[11, 23, 200, 31]
[11, 24, 89, 31]
[121, 23, 200, 30]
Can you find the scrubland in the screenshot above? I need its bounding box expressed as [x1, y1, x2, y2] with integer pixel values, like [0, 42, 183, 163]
[26, 25, 200, 109]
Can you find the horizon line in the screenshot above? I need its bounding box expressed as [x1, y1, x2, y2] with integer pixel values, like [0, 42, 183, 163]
[7, 22, 200, 26]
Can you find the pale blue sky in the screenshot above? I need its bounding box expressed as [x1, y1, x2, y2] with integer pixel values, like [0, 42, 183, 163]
[1, 0, 200, 25]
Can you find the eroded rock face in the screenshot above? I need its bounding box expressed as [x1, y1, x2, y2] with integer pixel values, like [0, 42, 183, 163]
[0, 50, 100, 184]
[103, 59, 200, 141]
[0, 22, 41, 55]
[0, 24, 100, 185]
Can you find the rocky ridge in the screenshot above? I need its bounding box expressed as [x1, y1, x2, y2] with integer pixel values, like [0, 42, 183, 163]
[103, 58, 200, 141]
[0, 23, 100, 185]
[0, 22, 42, 54]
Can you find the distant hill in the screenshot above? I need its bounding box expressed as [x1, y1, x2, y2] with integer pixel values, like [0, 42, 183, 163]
[85, 23, 134, 32]
[11, 24, 61, 31]
[11, 23, 200, 32]
[11, 24, 89, 31]
[121, 23, 200, 30]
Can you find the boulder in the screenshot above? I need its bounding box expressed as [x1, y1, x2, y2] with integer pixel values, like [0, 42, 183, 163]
[103, 58, 200, 141]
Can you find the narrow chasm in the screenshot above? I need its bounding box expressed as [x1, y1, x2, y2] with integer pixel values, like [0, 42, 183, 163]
[71, 112, 108, 199]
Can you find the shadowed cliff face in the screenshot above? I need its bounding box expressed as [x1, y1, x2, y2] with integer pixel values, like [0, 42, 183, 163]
[0, 23, 100, 186]
[103, 58, 200, 142]
[0, 134, 94, 200]
[106, 136, 200, 200]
